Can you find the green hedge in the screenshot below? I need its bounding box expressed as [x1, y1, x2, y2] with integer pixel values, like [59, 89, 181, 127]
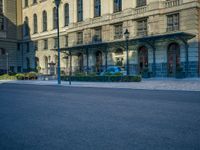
[61, 75, 142, 82]
[0, 72, 38, 80]
[15, 72, 38, 80]
[0, 74, 17, 80]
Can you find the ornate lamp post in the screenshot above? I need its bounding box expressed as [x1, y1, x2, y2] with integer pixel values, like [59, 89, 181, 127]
[124, 29, 130, 75]
[54, 0, 61, 84]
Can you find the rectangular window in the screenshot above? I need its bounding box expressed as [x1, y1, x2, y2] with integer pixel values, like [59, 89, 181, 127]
[53, 8, 57, 29]
[77, 0, 83, 22]
[44, 39, 48, 49]
[25, 0, 28, 7]
[54, 38, 58, 48]
[26, 42, 29, 52]
[114, 24, 123, 39]
[137, 19, 148, 36]
[0, 0, 3, 14]
[17, 43, 21, 51]
[94, 0, 101, 17]
[93, 27, 102, 42]
[136, 0, 146, 7]
[17, 66, 22, 73]
[10, 66, 15, 73]
[65, 36, 68, 47]
[113, 0, 122, 13]
[167, 14, 179, 32]
[0, 16, 4, 31]
[34, 41, 38, 51]
[64, 4, 69, 26]
[77, 32, 83, 44]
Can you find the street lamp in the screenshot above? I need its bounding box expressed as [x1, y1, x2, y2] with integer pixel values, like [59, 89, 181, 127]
[124, 29, 130, 75]
[54, 0, 61, 84]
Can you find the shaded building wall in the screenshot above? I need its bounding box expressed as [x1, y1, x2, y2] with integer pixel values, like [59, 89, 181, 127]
[0, 0, 22, 72]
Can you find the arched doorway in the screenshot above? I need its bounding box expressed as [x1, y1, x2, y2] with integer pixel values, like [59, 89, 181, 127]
[78, 53, 84, 72]
[96, 51, 102, 73]
[167, 43, 180, 77]
[138, 46, 148, 73]
[115, 48, 124, 67]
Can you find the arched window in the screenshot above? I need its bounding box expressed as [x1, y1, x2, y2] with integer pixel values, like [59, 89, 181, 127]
[24, 16, 29, 36]
[78, 53, 84, 72]
[33, 0, 37, 4]
[35, 57, 39, 69]
[167, 43, 180, 76]
[44, 56, 48, 69]
[96, 51, 102, 72]
[0, 48, 6, 55]
[53, 7, 57, 29]
[113, 0, 122, 13]
[94, 0, 101, 17]
[64, 3, 69, 26]
[42, 11, 47, 32]
[115, 48, 123, 67]
[77, 0, 83, 22]
[138, 46, 148, 73]
[33, 14, 38, 34]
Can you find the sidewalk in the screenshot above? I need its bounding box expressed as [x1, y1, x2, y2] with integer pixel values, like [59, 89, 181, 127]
[1, 78, 200, 91]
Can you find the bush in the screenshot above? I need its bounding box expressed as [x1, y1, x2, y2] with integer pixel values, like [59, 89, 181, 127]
[61, 75, 142, 82]
[15, 73, 25, 80]
[74, 72, 86, 77]
[25, 72, 38, 80]
[0, 74, 17, 80]
[87, 72, 97, 76]
[114, 72, 123, 76]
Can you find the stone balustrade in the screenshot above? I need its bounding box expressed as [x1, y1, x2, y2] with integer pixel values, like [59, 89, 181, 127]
[165, 0, 183, 8]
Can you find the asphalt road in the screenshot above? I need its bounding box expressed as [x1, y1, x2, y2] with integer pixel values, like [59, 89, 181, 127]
[0, 84, 200, 150]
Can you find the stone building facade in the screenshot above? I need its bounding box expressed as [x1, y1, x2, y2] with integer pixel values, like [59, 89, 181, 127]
[1, 0, 200, 77]
[0, 0, 22, 73]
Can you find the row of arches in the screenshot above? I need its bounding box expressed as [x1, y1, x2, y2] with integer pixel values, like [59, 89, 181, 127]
[33, 42, 181, 76]
[75, 42, 181, 76]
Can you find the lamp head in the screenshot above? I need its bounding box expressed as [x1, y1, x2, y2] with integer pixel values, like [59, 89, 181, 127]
[54, 0, 61, 7]
[124, 29, 130, 39]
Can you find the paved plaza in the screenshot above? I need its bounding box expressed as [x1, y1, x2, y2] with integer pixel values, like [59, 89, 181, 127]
[0, 84, 200, 150]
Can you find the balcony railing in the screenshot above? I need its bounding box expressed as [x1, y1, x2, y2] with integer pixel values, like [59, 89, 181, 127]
[166, 25, 179, 32]
[135, 5, 148, 15]
[137, 31, 148, 37]
[77, 40, 83, 45]
[92, 36, 102, 43]
[165, 0, 183, 8]
[114, 34, 123, 40]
